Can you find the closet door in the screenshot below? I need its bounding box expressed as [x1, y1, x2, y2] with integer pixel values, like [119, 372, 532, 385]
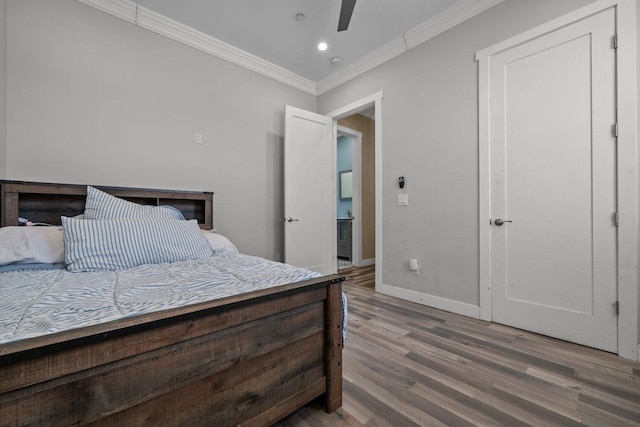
[489, 8, 618, 352]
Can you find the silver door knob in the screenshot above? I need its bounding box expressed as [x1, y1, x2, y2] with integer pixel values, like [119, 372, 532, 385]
[494, 218, 512, 226]
[285, 217, 299, 222]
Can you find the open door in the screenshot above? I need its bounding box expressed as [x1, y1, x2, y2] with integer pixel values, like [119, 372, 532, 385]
[284, 105, 336, 275]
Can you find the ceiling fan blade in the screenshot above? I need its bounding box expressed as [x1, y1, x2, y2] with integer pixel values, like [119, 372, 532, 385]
[337, 0, 356, 31]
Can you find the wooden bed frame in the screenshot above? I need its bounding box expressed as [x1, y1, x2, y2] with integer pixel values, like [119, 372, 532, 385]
[0, 181, 343, 426]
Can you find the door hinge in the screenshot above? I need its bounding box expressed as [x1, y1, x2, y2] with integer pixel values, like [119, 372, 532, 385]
[615, 211, 619, 227]
[614, 301, 619, 316]
[613, 123, 618, 137]
[613, 34, 618, 49]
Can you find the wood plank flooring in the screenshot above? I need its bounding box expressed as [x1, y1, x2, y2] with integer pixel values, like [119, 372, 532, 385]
[338, 264, 375, 288]
[275, 266, 640, 426]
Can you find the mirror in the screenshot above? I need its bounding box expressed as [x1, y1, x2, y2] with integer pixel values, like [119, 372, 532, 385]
[340, 170, 353, 200]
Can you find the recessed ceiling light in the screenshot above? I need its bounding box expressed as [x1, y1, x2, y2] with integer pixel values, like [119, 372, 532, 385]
[295, 13, 305, 22]
[317, 42, 328, 51]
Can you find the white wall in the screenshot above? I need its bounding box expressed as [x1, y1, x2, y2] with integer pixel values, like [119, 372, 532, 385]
[319, 0, 600, 307]
[5, 0, 317, 258]
[0, 0, 6, 179]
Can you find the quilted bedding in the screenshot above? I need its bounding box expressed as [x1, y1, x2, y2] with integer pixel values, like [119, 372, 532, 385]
[0, 252, 322, 344]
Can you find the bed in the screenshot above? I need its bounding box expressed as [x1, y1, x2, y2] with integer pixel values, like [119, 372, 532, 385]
[0, 180, 344, 426]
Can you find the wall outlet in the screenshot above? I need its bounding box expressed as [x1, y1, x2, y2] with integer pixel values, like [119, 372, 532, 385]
[195, 133, 202, 144]
[409, 258, 419, 275]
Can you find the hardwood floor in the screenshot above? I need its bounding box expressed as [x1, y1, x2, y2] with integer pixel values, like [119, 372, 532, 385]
[275, 266, 640, 426]
[338, 264, 375, 288]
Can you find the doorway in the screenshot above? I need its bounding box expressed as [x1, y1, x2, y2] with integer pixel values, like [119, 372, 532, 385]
[336, 127, 360, 269]
[336, 113, 375, 271]
[327, 92, 383, 287]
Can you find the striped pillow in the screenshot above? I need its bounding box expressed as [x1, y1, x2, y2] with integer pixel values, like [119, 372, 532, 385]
[84, 186, 185, 220]
[62, 216, 213, 272]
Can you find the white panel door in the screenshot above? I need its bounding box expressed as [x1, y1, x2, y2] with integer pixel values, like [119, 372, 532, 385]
[284, 105, 336, 275]
[490, 9, 617, 352]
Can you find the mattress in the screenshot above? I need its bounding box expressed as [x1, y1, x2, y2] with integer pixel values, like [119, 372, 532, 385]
[0, 252, 322, 344]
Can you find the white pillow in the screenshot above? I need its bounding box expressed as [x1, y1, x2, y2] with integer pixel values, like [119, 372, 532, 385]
[62, 216, 214, 272]
[0, 226, 65, 266]
[199, 230, 239, 254]
[84, 186, 185, 220]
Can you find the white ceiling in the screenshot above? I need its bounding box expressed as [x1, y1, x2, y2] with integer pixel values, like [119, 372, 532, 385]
[133, 0, 462, 82]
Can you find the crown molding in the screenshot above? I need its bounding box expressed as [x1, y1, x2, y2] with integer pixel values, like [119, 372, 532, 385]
[77, 0, 317, 95]
[77, 0, 503, 97]
[317, 0, 503, 94]
[404, 0, 503, 50]
[317, 36, 407, 95]
[135, 7, 317, 94]
[77, 0, 136, 23]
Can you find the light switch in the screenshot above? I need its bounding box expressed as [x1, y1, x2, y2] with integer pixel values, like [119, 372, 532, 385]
[397, 194, 409, 206]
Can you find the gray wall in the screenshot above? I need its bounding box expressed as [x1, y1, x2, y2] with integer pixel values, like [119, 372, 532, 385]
[0, 0, 6, 179]
[637, 0, 640, 348]
[4, 0, 316, 258]
[319, 0, 600, 306]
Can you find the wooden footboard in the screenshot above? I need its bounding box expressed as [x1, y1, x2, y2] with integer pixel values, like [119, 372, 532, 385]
[0, 276, 343, 427]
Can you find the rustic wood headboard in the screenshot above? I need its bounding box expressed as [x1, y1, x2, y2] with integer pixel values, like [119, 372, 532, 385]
[0, 181, 214, 229]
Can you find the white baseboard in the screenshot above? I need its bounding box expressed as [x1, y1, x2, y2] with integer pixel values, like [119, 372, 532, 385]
[358, 258, 375, 267]
[378, 283, 480, 319]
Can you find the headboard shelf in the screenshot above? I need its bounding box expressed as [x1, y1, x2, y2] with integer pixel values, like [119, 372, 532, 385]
[0, 181, 214, 229]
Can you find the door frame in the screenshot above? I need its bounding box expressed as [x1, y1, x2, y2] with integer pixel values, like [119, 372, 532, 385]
[337, 125, 363, 267]
[326, 91, 384, 289]
[476, 0, 638, 360]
